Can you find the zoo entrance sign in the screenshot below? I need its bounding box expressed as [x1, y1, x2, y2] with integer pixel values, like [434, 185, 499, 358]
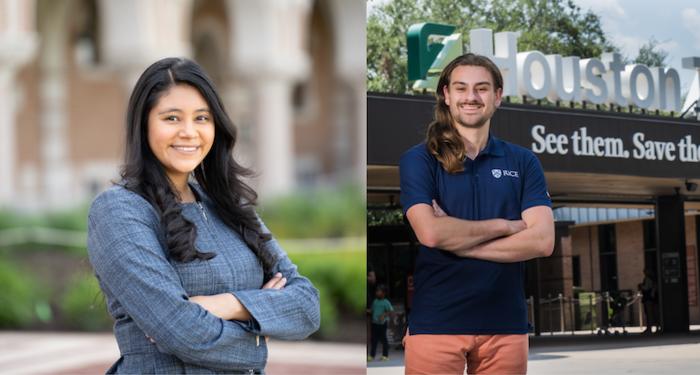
[407, 23, 700, 113]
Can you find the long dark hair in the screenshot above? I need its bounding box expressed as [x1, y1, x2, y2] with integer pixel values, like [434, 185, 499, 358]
[427, 53, 503, 173]
[121, 57, 273, 270]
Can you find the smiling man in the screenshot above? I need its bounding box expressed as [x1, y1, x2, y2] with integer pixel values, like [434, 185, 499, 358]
[399, 53, 555, 374]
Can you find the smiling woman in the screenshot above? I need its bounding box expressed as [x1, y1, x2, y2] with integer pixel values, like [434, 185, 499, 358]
[146, 84, 215, 202]
[86, 58, 320, 374]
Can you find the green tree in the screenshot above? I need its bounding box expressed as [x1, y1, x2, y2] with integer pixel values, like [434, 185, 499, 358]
[367, 0, 618, 94]
[633, 37, 668, 67]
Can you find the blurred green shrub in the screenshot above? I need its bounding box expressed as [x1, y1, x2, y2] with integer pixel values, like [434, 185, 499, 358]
[42, 204, 89, 231]
[314, 282, 337, 336]
[261, 185, 365, 238]
[288, 247, 366, 337]
[0, 205, 88, 232]
[4, 184, 366, 240]
[60, 273, 111, 331]
[0, 258, 45, 328]
[0, 209, 37, 230]
[0, 205, 88, 254]
[368, 207, 404, 226]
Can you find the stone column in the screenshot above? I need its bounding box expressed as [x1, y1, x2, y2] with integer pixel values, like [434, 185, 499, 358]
[328, 0, 366, 190]
[98, 0, 192, 89]
[227, 0, 312, 198]
[0, 0, 38, 206]
[0, 68, 18, 205]
[39, 65, 73, 208]
[349, 77, 367, 190]
[253, 80, 295, 195]
[35, 0, 74, 209]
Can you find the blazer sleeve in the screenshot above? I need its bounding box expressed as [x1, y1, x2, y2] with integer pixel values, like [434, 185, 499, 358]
[87, 189, 263, 370]
[231, 217, 321, 340]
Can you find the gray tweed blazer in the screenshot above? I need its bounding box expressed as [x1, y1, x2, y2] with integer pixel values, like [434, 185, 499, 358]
[87, 184, 320, 374]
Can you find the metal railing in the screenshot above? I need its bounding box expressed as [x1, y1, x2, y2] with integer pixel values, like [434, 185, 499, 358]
[528, 290, 646, 335]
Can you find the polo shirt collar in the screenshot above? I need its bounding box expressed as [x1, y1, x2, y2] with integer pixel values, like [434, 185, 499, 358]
[479, 133, 505, 157]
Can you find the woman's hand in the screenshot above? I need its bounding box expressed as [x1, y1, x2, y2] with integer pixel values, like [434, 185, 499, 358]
[189, 293, 250, 321]
[263, 272, 287, 289]
[189, 273, 288, 321]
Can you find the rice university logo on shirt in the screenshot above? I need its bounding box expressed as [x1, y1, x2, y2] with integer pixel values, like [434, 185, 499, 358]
[492, 169, 519, 179]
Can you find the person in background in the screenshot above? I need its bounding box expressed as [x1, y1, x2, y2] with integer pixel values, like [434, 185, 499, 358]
[369, 284, 394, 362]
[639, 268, 660, 334]
[367, 265, 378, 354]
[367, 265, 377, 308]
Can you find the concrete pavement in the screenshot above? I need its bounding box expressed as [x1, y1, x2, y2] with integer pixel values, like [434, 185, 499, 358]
[368, 329, 700, 375]
[6, 329, 700, 374]
[0, 331, 365, 374]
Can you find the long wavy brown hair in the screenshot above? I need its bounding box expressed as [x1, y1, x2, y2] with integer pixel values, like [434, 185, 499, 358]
[427, 53, 503, 173]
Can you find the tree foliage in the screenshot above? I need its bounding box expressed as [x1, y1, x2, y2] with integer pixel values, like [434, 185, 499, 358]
[367, 0, 618, 94]
[633, 37, 668, 68]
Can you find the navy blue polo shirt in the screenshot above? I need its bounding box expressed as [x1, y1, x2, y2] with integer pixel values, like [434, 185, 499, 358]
[399, 134, 551, 334]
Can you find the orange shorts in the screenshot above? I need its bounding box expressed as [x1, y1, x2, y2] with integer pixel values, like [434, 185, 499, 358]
[403, 333, 528, 375]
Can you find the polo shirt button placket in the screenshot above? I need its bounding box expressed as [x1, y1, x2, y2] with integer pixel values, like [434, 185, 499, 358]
[473, 160, 480, 218]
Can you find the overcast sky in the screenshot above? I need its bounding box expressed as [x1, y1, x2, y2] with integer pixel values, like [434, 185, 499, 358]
[367, 0, 700, 97]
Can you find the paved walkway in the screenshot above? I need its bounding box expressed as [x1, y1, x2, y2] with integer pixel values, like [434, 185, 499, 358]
[0, 331, 365, 374]
[368, 329, 700, 375]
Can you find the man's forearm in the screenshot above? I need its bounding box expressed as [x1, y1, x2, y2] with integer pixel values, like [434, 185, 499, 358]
[406, 203, 525, 252]
[456, 221, 554, 262]
[427, 216, 513, 251]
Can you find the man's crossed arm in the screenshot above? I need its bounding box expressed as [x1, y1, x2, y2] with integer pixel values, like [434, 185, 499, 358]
[405, 201, 554, 262]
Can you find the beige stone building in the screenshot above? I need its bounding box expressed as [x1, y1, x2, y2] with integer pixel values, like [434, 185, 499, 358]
[0, 0, 366, 210]
[547, 213, 700, 329]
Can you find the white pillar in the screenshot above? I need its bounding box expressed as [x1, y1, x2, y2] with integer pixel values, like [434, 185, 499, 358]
[0, 68, 16, 204]
[99, 0, 192, 68]
[222, 80, 256, 170]
[39, 65, 73, 208]
[35, 0, 74, 209]
[353, 79, 367, 192]
[0, 0, 38, 206]
[253, 81, 295, 196]
[99, 0, 193, 89]
[227, 0, 311, 198]
[331, 83, 353, 182]
[328, 0, 366, 191]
